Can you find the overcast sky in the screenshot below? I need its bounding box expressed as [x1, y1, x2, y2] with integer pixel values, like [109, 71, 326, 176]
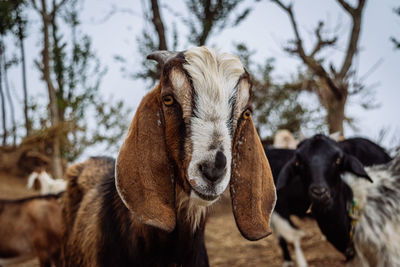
[5, 0, 400, 158]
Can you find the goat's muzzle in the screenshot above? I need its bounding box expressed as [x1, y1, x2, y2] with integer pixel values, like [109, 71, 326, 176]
[309, 186, 332, 205]
[199, 151, 227, 183]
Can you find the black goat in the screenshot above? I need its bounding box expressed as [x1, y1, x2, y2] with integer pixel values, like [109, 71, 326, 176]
[264, 148, 309, 266]
[267, 136, 392, 266]
[276, 134, 400, 266]
[338, 137, 392, 166]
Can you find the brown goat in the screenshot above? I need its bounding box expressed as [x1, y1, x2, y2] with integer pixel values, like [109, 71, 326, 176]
[0, 194, 63, 267]
[62, 47, 276, 266]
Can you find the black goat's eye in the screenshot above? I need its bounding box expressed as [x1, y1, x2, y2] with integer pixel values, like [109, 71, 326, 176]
[242, 109, 251, 119]
[295, 160, 300, 167]
[162, 95, 174, 106]
[336, 157, 341, 165]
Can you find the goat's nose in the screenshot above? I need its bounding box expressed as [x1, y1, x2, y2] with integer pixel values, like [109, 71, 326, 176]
[199, 151, 227, 183]
[310, 186, 328, 198]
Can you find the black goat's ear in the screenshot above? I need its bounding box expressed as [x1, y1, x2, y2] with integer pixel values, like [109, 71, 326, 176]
[147, 51, 179, 67]
[276, 159, 297, 190]
[343, 154, 373, 183]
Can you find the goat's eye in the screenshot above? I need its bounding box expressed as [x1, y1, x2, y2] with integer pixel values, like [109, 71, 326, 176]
[242, 109, 251, 119]
[162, 95, 174, 106]
[295, 160, 300, 167]
[336, 157, 341, 165]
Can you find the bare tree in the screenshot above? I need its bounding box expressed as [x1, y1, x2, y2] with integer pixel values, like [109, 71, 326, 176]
[31, 0, 67, 178]
[272, 0, 367, 135]
[392, 6, 400, 49]
[150, 0, 167, 50]
[0, 41, 6, 145]
[133, 0, 251, 85]
[2, 49, 17, 145]
[185, 0, 251, 45]
[15, 6, 31, 136]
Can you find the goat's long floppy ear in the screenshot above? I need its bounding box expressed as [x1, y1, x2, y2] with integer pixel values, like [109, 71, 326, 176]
[230, 118, 276, 241]
[276, 159, 297, 191]
[115, 87, 176, 232]
[343, 154, 373, 183]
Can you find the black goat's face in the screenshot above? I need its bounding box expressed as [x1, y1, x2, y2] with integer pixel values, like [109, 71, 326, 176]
[277, 135, 372, 207]
[295, 136, 344, 206]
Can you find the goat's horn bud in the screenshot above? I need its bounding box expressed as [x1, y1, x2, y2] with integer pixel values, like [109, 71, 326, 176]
[147, 51, 180, 67]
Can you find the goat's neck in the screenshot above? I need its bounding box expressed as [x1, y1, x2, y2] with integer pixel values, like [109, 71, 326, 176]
[312, 181, 353, 254]
[175, 187, 208, 234]
[98, 179, 209, 266]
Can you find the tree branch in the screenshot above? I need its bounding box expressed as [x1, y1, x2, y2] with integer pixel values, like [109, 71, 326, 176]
[337, 0, 366, 78]
[272, 0, 343, 100]
[31, 0, 39, 11]
[336, 0, 355, 16]
[310, 21, 337, 58]
[150, 0, 167, 50]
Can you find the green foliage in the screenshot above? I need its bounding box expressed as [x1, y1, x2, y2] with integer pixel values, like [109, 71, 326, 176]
[184, 0, 250, 45]
[36, 0, 131, 161]
[234, 43, 325, 140]
[131, 29, 160, 87]
[131, 0, 251, 86]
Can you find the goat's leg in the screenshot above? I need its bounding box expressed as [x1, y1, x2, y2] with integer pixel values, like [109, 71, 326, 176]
[271, 213, 307, 267]
[293, 239, 307, 267]
[279, 237, 293, 266]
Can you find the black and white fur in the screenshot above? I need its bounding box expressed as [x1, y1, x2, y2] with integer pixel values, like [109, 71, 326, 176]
[342, 155, 400, 266]
[271, 135, 393, 266]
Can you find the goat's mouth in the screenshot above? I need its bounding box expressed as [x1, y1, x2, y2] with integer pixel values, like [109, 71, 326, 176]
[310, 194, 333, 207]
[191, 187, 220, 202]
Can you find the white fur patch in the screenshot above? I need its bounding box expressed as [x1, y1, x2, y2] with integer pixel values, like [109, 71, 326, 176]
[176, 191, 207, 233]
[342, 164, 400, 267]
[170, 68, 193, 120]
[183, 47, 248, 200]
[271, 213, 307, 267]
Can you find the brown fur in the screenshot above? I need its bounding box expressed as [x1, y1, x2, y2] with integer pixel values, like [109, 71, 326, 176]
[0, 195, 63, 267]
[62, 49, 276, 266]
[231, 116, 276, 240]
[61, 157, 114, 234]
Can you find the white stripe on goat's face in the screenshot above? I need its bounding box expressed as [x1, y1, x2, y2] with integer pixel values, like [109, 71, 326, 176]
[176, 47, 249, 204]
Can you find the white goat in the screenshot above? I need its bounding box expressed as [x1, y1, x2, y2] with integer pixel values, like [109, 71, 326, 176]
[27, 170, 66, 195]
[273, 129, 298, 149]
[342, 154, 400, 267]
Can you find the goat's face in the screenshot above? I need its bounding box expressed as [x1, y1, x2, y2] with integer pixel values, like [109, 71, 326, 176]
[161, 48, 251, 203]
[115, 47, 276, 240]
[277, 135, 372, 208]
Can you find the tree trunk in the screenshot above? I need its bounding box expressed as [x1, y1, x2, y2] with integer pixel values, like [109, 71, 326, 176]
[0, 40, 7, 145]
[40, 0, 63, 179]
[326, 97, 346, 135]
[318, 78, 348, 136]
[19, 25, 30, 137]
[2, 46, 17, 145]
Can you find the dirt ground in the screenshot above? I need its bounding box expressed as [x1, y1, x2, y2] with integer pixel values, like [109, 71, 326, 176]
[0, 172, 345, 267]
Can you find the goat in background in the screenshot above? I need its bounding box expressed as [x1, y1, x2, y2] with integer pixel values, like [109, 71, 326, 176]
[62, 46, 276, 266]
[277, 135, 398, 266]
[267, 135, 392, 267]
[27, 169, 66, 195]
[0, 194, 63, 267]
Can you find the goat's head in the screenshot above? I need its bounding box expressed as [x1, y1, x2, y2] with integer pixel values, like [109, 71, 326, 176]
[277, 134, 372, 208]
[115, 47, 276, 240]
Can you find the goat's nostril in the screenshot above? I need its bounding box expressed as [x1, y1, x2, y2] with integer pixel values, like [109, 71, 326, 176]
[198, 153, 226, 183]
[310, 186, 328, 197]
[215, 151, 227, 170]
